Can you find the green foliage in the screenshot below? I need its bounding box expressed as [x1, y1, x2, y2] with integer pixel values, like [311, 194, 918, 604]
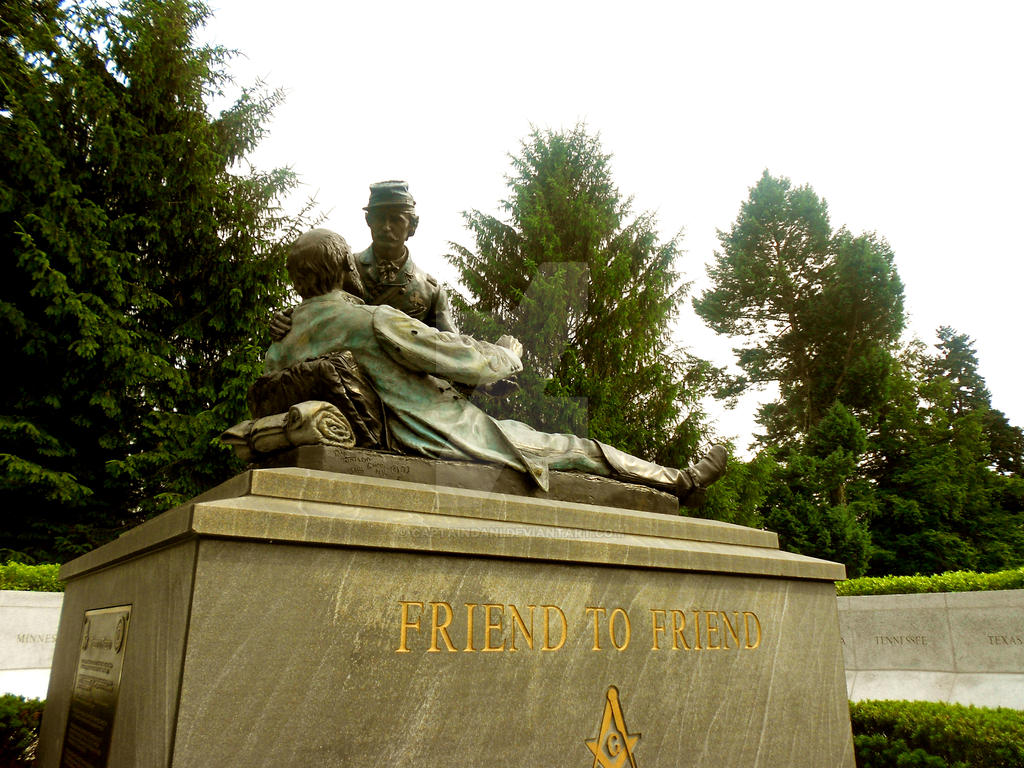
[854, 733, 960, 768]
[698, 172, 1024, 576]
[838, 567, 1024, 596]
[1, 0, 312, 561]
[761, 459, 874, 577]
[692, 171, 905, 574]
[695, 170, 905, 446]
[850, 699, 1024, 768]
[868, 331, 1024, 575]
[692, 404, 877, 578]
[0, 695, 44, 768]
[694, 447, 775, 528]
[449, 125, 715, 470]
[0, 561, 62, 591]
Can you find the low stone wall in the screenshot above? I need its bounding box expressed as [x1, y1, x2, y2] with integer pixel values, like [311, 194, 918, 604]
[0, 590, 63, 699]
[837, 589, 1024, 709]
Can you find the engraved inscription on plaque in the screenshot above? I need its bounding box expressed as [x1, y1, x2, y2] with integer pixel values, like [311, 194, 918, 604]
[59, 605, 132, 768]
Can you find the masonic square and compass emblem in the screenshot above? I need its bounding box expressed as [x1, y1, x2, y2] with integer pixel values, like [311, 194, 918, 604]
[585, 685, 641, 768]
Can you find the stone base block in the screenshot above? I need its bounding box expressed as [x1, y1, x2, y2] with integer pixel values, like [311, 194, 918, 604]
[37, 466, 854, 767]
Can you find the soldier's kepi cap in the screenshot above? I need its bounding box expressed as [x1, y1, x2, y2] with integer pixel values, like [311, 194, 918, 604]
[364, 180, 416, 211]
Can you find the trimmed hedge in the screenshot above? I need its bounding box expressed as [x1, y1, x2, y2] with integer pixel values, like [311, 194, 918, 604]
[0, 562, 62, 592]
[838, 567, 1024, 597]
[0, 695, 44, 768]
[851, 700, 1024, 767]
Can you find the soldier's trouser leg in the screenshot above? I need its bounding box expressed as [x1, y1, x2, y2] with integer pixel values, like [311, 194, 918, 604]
[496, 419, 683, 492]
[593, 441, 684, 491]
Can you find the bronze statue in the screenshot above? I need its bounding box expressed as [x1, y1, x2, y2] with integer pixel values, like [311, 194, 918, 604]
[271, 181, 457, 339]
[243, 228, 726, 506]
[356, 180, 458, 332]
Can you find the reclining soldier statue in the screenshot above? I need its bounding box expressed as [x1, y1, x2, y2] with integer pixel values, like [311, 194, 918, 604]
[227, 228, 726, 507]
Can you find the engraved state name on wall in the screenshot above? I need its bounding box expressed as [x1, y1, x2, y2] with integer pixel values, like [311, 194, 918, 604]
[16, 634, 57, 644]
[397, 601, 763, 654]
[841, 634, 1024, 647]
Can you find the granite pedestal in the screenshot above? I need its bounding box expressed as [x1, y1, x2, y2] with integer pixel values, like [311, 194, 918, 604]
[36, 456, 854, 767]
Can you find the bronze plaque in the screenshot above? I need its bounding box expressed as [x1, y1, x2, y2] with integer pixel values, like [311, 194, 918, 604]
[59, 605, 132, 768]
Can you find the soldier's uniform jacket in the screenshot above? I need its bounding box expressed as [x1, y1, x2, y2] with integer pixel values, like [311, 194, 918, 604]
[264, 291, 685, 494]
[355, 246, 458, 333]
[263, 291, 547, 483]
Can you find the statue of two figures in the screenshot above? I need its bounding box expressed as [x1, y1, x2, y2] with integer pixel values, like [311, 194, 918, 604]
[222, 181, 726, 508]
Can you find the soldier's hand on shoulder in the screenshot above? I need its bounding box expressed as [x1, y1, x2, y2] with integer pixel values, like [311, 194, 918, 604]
[269, 306, 294, 342]
[495, 335, 523, 359]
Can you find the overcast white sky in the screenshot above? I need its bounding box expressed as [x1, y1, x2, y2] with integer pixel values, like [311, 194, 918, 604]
[201, 0, 1023, 449]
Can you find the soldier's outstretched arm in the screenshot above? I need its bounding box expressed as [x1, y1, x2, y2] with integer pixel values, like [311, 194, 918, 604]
[372, 307, 522, 387]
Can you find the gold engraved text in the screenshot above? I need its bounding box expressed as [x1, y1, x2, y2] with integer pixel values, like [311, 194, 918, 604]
[509, 604, 535, 651]
[542, 605, 568, 651]
[428, 602, 456, 652]
[396, 600, 423, 653]
[397, 601, 764, 654]
[483, 604, 505, 652]
[650, 609, 761, 652]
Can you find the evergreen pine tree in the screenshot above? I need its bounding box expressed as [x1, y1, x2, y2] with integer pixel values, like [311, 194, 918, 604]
[869, 329, 1024, 574]
[695, 170, 905, 447]
[449, 125, 714, 467]
[694, 171, 907, 574]
[1, 0, 311, 561]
